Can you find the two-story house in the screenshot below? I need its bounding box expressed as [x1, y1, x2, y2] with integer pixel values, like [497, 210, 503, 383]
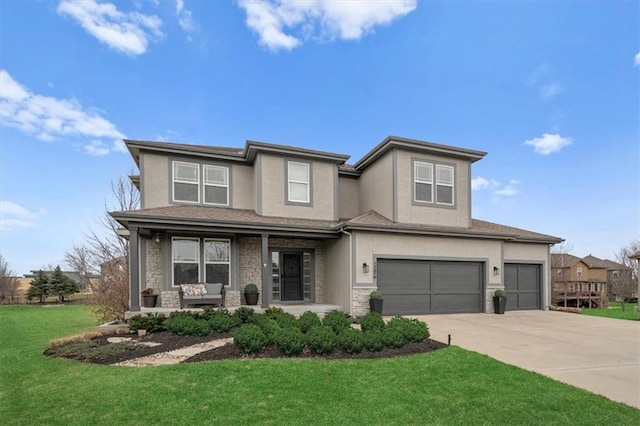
[550, 253, 616, 307]
[111, 136, 562, 316]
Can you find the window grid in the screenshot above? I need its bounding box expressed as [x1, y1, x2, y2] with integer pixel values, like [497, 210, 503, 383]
[414, 161, 433, 203]
[435, 164, 454, 205]
[288, 161, 310, 203]
[203, 165, 229, 206]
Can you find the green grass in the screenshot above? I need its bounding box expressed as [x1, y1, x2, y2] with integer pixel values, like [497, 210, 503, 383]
[582, 301, 640, 321]
[1, 305, 639, 425]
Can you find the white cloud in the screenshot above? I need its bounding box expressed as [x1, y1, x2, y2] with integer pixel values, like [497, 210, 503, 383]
[471, 176, 499, 191]
[237, 0, 417, 51]
[176, 0, 197, 36]
[0, 70, 126, 155]
[57, 0, 162, 56]
[539, 83, 562, 100]
[524, 133, 573, 155]
[0, 201, 46, 231]
[493, 186, 519, 197]
[635, 52, 640, 66]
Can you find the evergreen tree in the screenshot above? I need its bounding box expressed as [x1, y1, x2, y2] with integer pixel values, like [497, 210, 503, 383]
[49, 266, 79, 303]
[26, 270, 49, 304]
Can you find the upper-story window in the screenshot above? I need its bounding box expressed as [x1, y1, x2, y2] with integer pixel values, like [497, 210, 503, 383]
[172, 161, 230, 206]
[203, 165, 229, 206]
[287, 161, 310, 204]
[576, 266, 583, 277]
[414, 161, 455, 206]
[414, 162, 433, 203]
[612, 270, 619, 278]
[173, 162, 200, 203]
[436, 165, 454, 205]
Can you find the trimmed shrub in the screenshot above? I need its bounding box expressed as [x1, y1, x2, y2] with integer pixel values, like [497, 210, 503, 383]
[264, 306, 285, 320]
[127, 313, 166, 332]
[359, 312, 385, 333]
[386, 316, 430, 343]
[201, 307, 230, 321]
[298, 311, 322, 333]
[362, 330, 385, 352]
[274, 327, 305, 356]
[305, 325, 337, 355]
[275, 312, 298, 329]
[208, 313, 239, 333]
[337, 328, 364, 354]
[169, 310, 201, 320]
[233, 307, 255, 324]
[322, 310, 350, 334]
[250, 314, 280, 344]
[383, 328, 407, 348]
[234, 325, 268, 354]
[165, 316, 210, 336]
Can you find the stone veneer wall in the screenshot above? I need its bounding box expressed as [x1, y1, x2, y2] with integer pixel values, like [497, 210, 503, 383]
[352, 287, 375, 317]
[238, 237, 325, 305]
[485, 286, 503, 314]
[146, 240, 170, 306]
[238, 237, 262, 305]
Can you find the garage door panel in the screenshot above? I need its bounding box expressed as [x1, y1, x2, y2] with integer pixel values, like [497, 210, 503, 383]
[504, 264, 541, 310]
[433, 294, 481, 313]
[384, 295, 431, 315]
[378, 259, 482, 315]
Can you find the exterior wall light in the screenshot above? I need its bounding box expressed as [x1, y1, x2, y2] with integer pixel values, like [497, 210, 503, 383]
[362, 262, 369, 273]
[493, 266, 500, 276]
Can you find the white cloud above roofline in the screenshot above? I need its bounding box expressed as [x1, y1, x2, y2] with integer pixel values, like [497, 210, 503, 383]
[237, 0, 417, 52]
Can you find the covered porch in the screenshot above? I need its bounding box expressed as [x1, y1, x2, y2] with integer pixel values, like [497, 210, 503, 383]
[124, 303, 343, 320]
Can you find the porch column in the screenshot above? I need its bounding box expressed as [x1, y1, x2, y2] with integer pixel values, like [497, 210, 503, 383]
[129, 226, 140, 312]
[261, 233, 269, 308]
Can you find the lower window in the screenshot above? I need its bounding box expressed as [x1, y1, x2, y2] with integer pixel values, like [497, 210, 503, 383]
[172, 237, 230, 286]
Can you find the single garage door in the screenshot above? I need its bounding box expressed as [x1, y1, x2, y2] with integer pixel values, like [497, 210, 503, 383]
[504, 264, 541, 310]
[377, 259, 483, 315]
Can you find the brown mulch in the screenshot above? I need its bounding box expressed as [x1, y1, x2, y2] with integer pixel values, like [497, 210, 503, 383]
[184, 338, 448, 363]
[44, 330, 448, 365]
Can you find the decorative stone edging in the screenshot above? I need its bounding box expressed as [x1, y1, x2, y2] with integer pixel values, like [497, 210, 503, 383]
[113, 338, 233, 367]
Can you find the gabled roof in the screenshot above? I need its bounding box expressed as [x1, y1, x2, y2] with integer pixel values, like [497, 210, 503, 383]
[581, 255, 609, 269]
[630, 251, 640, 260]
[550, 254, 582, 268]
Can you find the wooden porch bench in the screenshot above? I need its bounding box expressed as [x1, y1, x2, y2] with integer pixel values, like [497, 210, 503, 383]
[179, 283, 226, 309]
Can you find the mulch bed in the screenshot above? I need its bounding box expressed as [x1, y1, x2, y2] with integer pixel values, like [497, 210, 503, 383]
[185, 338, 448, 362]
[44, 331, 448, 364]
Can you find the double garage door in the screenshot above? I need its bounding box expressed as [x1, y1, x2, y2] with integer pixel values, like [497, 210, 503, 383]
[377, 259, 484, 315]
[377, 259, 541, 315]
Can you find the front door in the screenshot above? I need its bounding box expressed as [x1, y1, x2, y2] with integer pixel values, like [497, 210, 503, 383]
[281, 253, 303, 301]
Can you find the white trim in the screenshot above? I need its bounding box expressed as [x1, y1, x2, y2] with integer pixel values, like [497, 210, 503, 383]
[171, 237, 200, 287]
[202, 165, 229, 206]
[204, 238, 231, 285]
[435, 164, 455, 206]
[172, 161, 200, 203]
[414, 161, 433, 203]
[287, 161, 310, 203]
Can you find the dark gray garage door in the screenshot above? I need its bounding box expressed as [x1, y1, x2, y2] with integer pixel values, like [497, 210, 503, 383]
[377, 259, 483, 315]
[504, 264, 541, 310]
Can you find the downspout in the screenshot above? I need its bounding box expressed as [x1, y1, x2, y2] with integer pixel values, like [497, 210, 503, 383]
[340, 227, 353, 315]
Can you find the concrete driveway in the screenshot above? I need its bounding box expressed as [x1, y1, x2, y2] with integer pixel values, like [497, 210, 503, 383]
[412, 311, 640, 408]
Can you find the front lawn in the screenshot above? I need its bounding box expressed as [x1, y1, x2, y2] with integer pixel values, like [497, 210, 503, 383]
[582, 301, 640, 321]
[1, 305, 638, 425]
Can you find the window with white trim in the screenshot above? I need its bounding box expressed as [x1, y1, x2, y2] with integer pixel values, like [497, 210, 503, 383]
[172, 238, 200, 286]
[576, 267, 583, 277]
[173, 162, 199, 203]
[414, 161, 433, 203]
[203, 165, 229, 205]
[435, 164, 454, 205]
[288, 161, 310, 203]
[204, 239, 230, 285]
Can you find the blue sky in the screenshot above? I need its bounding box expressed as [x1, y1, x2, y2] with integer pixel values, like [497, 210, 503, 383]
[1, 0, 638, 275]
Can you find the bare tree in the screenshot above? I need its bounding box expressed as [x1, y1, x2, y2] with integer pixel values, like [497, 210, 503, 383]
[0, 255, 19, 303]
[65, 177, 139, 322]
[610, 239, 640, 312]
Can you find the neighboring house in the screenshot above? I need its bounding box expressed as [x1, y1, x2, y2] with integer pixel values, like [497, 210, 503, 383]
[550, 254, 631, 307]
[111, 136, 562, 316]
